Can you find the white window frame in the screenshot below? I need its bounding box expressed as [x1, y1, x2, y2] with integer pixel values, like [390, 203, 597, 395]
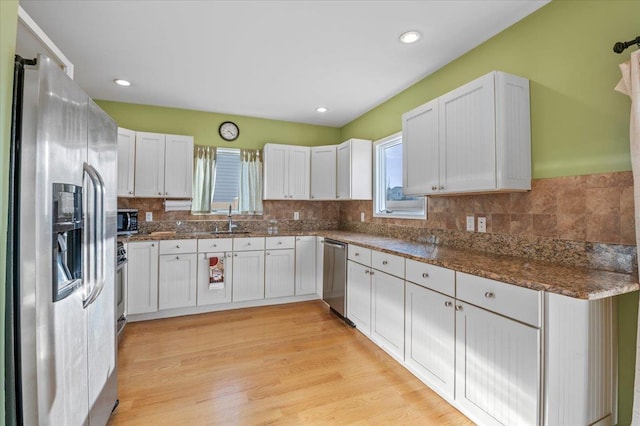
[373, 132, 426, 220]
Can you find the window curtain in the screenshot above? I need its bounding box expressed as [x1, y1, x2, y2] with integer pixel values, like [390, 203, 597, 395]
[192, 146, 216, 213]
[616, 49, 640, 425]
[238, 149, 263, 214]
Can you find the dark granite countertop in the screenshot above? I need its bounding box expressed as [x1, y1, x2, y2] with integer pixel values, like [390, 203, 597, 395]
[120, 230, 639, 300]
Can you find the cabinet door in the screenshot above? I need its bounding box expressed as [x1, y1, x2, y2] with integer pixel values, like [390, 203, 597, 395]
[126, 242, 159, 314]
[336, 141, 351, 199]
[402, 100, 439, 195]
[295, 237, 316, 295]
[263, 144, 289, 200]
[232, 250, 265, 302]
[134, 132, 165, 197]
[455, 301, 540, 426]
[315, 237, 324, 297]
[405, 282, 455, 399]
[265, 249, 295, 298]
[117, 127, 136, 197]
[197, 252, 233, 305]
[439, 73, 496, 193]
[310, 146, 336, 200]
[164, 134, 194, 198]
[158, 253, 197, 310]
[346, 260, 371, 336]
[371, 270, 405, 361]
[288, 146, 310, 199]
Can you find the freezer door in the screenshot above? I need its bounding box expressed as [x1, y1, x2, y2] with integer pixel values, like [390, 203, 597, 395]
[86, 99, 118, 425]
[19, 55, 90, 425]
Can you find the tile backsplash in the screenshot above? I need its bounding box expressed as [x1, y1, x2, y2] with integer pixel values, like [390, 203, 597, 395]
[119, 171, 637, 273]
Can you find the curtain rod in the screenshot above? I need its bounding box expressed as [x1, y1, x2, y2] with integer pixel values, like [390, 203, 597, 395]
[613, 36, 640, 54]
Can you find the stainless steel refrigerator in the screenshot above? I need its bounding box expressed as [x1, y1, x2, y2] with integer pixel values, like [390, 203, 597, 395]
[7, 54, 118, 425]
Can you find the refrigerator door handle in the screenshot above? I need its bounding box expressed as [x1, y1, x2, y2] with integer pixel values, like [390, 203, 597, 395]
[83, 162, 106, 308]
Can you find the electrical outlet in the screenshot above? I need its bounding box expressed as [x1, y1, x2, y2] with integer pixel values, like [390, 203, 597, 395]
[145, 211, 153, 222]
[294, 211, 300, 220]
[360, 212, 365, 222]
[478, 217, 487, 233]
[466, 216, 475, 231]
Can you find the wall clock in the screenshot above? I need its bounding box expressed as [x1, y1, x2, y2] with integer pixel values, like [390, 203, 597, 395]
[219, 121, 239, 141]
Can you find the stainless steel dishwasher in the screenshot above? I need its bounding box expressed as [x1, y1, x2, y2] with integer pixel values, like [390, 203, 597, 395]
[322, 239, 354, 326]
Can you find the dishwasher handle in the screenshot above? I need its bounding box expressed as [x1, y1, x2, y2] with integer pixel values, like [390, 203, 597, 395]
[323, 241, 346, 250]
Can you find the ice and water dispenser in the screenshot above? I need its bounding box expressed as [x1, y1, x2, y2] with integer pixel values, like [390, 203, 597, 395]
[52, 183, 83, 302]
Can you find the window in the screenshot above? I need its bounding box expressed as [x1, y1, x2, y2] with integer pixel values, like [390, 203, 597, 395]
[373, 132, 426, 219]
[192, 146, 263, 215]
[211, 148, 240, 212]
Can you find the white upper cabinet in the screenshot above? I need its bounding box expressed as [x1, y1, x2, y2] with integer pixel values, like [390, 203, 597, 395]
[310, 145, 337, 200]
[133, 131, 194, 198]
[263, 143, 310, 200]
[117, 127, 136, 197]
[164, 134, 194, 198]
[336, 138, 372, 200]
[134, 132, 165, 197]
[402, 71, 531, 195]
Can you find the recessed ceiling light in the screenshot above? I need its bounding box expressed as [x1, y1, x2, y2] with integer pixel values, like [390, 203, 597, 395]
[113, 79, 131, 87]
[399, 31, 421, 44]
[316, 107, 328, 113]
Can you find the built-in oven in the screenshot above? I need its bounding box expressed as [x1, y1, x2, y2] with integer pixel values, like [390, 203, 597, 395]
[116, 242, 127, 338]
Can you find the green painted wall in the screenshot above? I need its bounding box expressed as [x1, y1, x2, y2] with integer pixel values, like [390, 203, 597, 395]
[95, 100, 341, 149]
[340, 1, 640, 423]
[1, 0, 19, 420]
[340, 0, 639, 180]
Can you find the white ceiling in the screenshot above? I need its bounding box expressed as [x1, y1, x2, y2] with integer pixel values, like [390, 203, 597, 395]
[18, 0, 549, 127]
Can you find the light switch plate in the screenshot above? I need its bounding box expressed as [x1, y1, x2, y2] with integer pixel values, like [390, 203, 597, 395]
[360, 212, 365, 222]
[478, 217, 487, 233]
[294, 211, 300, 220]
[145, 212, 153, 222]
[466, 216, 475, 231]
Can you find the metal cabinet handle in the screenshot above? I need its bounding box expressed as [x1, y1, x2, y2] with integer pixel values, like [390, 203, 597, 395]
[431, 186, 437, 191]
[151, 243, 155, 247]
[247, 242, 251, 246]
[277, 241, 282, 245]
[355, 252, 360, 256]
[234, 254, 238, 257]
[422, 272, 429, 278]
[267, 252, 271, 255]
[455, 305, 463, 311]
[438, 185, 444, 190]
[369, 271, 375, 276]
[176, 256, 179, 260]
[128, 191, 133, 194]
[364, 269, 370, 274]
[444, 301, 452, 307]
[382, 260, 388, 265]
[158, 192, 162, 195]
[176, 245, 180, 249]
[484, 292, 495, 299]
[165, 192, 168, 195]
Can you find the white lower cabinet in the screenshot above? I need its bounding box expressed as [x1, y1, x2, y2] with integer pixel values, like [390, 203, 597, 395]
[232, 250, 265, 302]
[347, 260, 372, 336]
[295, 236, 316, 295]
[371, 270, 405, 361]
[158, 253, 197, 310]
[126, 241, 159, 315]
[455, 301, 540, 426]
[197, 252, 233, 305]
[404, 282, 455, 400]
[265, 248, 295, 298]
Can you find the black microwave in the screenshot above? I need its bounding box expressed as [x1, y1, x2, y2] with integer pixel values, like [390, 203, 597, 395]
[117, 209, 138, 235]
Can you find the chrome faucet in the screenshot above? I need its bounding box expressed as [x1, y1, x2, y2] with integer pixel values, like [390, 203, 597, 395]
[228, 205, 237, 232]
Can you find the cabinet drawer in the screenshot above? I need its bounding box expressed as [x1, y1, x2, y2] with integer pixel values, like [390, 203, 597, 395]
[233, 237, 265, 251]
[456, 272, 541, 327]
[348, 244, 371, 265]
[371, 250, 405, 278]
[198, 238, 233, 253]
[265, 236, 295, 250]
[405, 259, 455, 297]
[159, 239, 197, 255]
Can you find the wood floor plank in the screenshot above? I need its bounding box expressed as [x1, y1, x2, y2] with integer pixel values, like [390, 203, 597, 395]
[108, 301, 473, 425]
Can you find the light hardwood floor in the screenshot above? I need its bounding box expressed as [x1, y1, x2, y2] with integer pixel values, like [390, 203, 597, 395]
[109, 300, 473, 425]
